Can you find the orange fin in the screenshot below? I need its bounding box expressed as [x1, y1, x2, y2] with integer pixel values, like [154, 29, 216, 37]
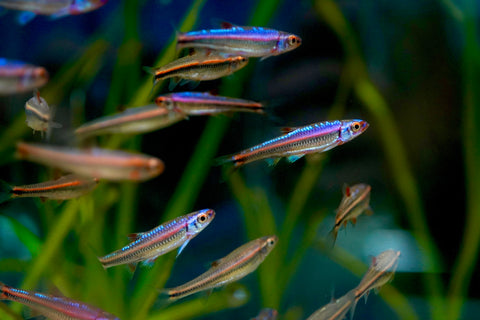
[365, 207, 374, 216]
[351, 217, 357, 225]
[220, 21, 235, 29]
[343, 183, 351, 197]
[127, 263, 137, 273]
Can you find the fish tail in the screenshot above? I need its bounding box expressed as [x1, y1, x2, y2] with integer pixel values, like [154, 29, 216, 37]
[0, 180, 13, 204]
[142, 66, 157, 75]
[0, 282, 7, 299]
[158, 288, 178, 302]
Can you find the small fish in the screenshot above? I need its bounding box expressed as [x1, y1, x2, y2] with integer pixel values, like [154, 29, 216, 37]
[0, 58, 48, 95]
[16, 142, 164, 182]
[216, 120, 369, 168]
[155, 92, 264, 116]
[354, 250, 401, 301]
[162, 235, 278, 301]
[251, 308, 278, 320]
[0, 174, 98, 204]
[75, 104, 186, 139]
[329, 183, 372, 246]
[177, 22, 302, 58]
[25, 90, 62, 138]
[306, 290, 356, 320]
[0, 282, 119, 320]
[98, 209, 215, 271]
[0, 0, 108, 24]
[143, 52, 248, 88]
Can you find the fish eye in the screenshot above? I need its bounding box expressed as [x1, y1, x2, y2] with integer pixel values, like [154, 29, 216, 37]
[197, 214, 207, 223]
[268, 239, 275, 246]
[288, 35, 300, 46]
[351, 121, 362, 132]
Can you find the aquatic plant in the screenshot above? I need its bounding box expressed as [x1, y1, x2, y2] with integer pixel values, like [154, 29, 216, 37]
[0, 0, 478, 319]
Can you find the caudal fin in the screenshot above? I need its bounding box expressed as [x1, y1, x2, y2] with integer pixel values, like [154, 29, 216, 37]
[0, 180, 13, 204]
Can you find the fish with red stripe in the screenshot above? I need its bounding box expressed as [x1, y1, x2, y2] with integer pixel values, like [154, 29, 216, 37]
[155, 92, 264, 116]
[16, 142, 164, 182]
[0, 174, 98, 204]
[98, 209, 215, 271]
[161, 235, 277, 301]
[0, 282, 119, 320]
[177, 22, 302, 58]
[143, 52, 248, 89]
[216, 119, 369, 167]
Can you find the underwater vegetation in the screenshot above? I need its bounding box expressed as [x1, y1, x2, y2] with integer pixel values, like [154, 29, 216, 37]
[0, 0, 479, 319]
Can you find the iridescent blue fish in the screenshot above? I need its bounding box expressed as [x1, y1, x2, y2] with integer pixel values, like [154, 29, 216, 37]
[177, 22, 301, 58]
[98, 209, 215, 271]
[0, 0, 108, 24]
[217, 120, 369, 167]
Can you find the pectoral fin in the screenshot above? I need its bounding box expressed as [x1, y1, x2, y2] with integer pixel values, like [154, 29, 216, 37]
[176, 239, 191, 257]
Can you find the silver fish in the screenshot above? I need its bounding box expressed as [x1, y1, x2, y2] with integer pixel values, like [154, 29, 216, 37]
[162, 235, 278, 301]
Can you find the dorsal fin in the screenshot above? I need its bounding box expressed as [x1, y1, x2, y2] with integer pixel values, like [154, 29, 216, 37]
[342, 183, 351, 197]
[220, 21, 235, 29]
[127, 232, 145, 242]
[281, 126, 299, 135]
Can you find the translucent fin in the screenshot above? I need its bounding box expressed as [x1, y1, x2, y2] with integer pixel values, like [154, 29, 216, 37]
[211, 257, 224, 268]
[168, 77, 180, 91]
[127, 232, 145, 242]
[286, 154, 303, 163]
[0, 180, 13, 204]
[17, 11, 36, 25]
[176, 239, 190, 257]
[49, 8, 69, 19]
[127, 263, 137, 274]
[326, 227, 338, 248]
[280, 126, 299, 135]
[142, 66, 157, 75]
[143, 257, 157, 267]
[265, 158, 281, 166]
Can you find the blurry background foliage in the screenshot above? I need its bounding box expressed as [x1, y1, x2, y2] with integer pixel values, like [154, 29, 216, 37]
[0, 0, 479, 319]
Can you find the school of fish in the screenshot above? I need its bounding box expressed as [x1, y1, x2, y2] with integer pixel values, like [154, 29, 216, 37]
[0, 4, 405, 319]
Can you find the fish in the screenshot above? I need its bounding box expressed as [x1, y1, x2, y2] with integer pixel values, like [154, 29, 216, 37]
[0, 282, 119, 320]
[16, 142, 164, 182]
[329, 183, 372, 246]
[251, 308, 278, 320]
[177, 22, 302, 58]
[0, 0, 108, 24]
[155, 92, 264, 116]
[306, 290, 356, 320]
[98, 209, 215, 271]
[0, 174, 98, 204]
[0, 58, 48, 95]
[143, 52, 248, 88]
[162, 235, 278, 301]
[24, 90, 62, 138]
[354, 250, 401, 301]
[216, 119, 369, 168]
[75, 104, 186, 139]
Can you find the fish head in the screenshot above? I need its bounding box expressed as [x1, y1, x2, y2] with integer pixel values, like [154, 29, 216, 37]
[231, 56, 249, 71]
[69, 0, 108, 15]
[187, 209, 216, 235]
[277, 33, 302, 54]
[155, 95, 176, 111]
[339, 119, 369, 143]
[259, 235, 278, 256]
[145, 157, 165, 178]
